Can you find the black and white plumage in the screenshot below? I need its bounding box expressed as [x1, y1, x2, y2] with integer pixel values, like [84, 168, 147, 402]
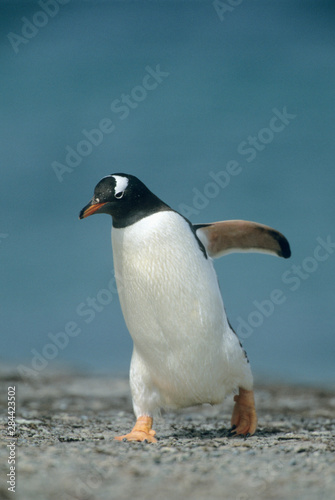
[79, 174, 291, 442]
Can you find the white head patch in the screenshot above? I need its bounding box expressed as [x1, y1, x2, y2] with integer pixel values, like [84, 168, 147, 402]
[112, 175, 129, 196]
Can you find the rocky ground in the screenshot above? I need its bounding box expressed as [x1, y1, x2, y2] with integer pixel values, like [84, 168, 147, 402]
[0, 367, 334, 500]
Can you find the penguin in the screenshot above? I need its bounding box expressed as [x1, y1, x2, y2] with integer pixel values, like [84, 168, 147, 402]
[79, 174, 291, 443]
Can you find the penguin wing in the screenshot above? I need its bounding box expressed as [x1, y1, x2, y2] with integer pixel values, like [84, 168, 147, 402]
[194, 220, 291, 259]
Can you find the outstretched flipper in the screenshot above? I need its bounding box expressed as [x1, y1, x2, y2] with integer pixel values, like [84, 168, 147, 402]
[195, 220, 291, 259]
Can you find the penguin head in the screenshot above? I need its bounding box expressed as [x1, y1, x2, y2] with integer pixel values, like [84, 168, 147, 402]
[79, 173, 171, 228]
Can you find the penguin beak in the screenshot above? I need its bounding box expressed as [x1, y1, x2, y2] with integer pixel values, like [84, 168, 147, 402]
[79, 200, 107, 219]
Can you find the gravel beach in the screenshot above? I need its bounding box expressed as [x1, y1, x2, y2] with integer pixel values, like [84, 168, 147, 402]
[1, 368, 334, 500]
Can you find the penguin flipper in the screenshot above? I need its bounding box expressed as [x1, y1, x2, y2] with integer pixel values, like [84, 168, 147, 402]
[194, 220, 291, 259]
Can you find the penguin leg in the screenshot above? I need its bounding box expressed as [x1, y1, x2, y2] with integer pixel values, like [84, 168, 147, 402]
[114, 416, 157, 443]
[230, 387, 257, 436]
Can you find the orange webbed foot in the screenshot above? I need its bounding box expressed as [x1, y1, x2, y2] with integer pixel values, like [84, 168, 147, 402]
[115, 416, 157, 443]
[230, 388, 257, 436]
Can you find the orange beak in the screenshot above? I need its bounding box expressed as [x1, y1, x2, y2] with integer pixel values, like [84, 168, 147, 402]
[79, 202, 106, 219]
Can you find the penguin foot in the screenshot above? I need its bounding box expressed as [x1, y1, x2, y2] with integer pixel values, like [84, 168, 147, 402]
[114, 416, 157, 443]
[230, 387, 257, 436]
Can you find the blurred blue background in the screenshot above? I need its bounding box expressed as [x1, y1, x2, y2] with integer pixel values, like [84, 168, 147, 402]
[1, 0, 334, 386]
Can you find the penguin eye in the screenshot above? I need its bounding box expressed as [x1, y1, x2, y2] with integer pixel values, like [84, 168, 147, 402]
[115, 191, 124, 199]
[95, 197, 100, 203]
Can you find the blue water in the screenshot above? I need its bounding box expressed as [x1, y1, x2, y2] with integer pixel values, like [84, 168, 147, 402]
[1, 1, 334, 386]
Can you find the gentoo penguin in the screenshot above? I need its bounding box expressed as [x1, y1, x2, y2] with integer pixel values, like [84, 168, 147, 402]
[79, 174, 291, 443]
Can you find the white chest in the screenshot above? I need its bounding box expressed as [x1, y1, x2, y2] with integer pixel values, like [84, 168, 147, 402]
[111, 211, 250, 408]
[111, 212, 227, 350]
